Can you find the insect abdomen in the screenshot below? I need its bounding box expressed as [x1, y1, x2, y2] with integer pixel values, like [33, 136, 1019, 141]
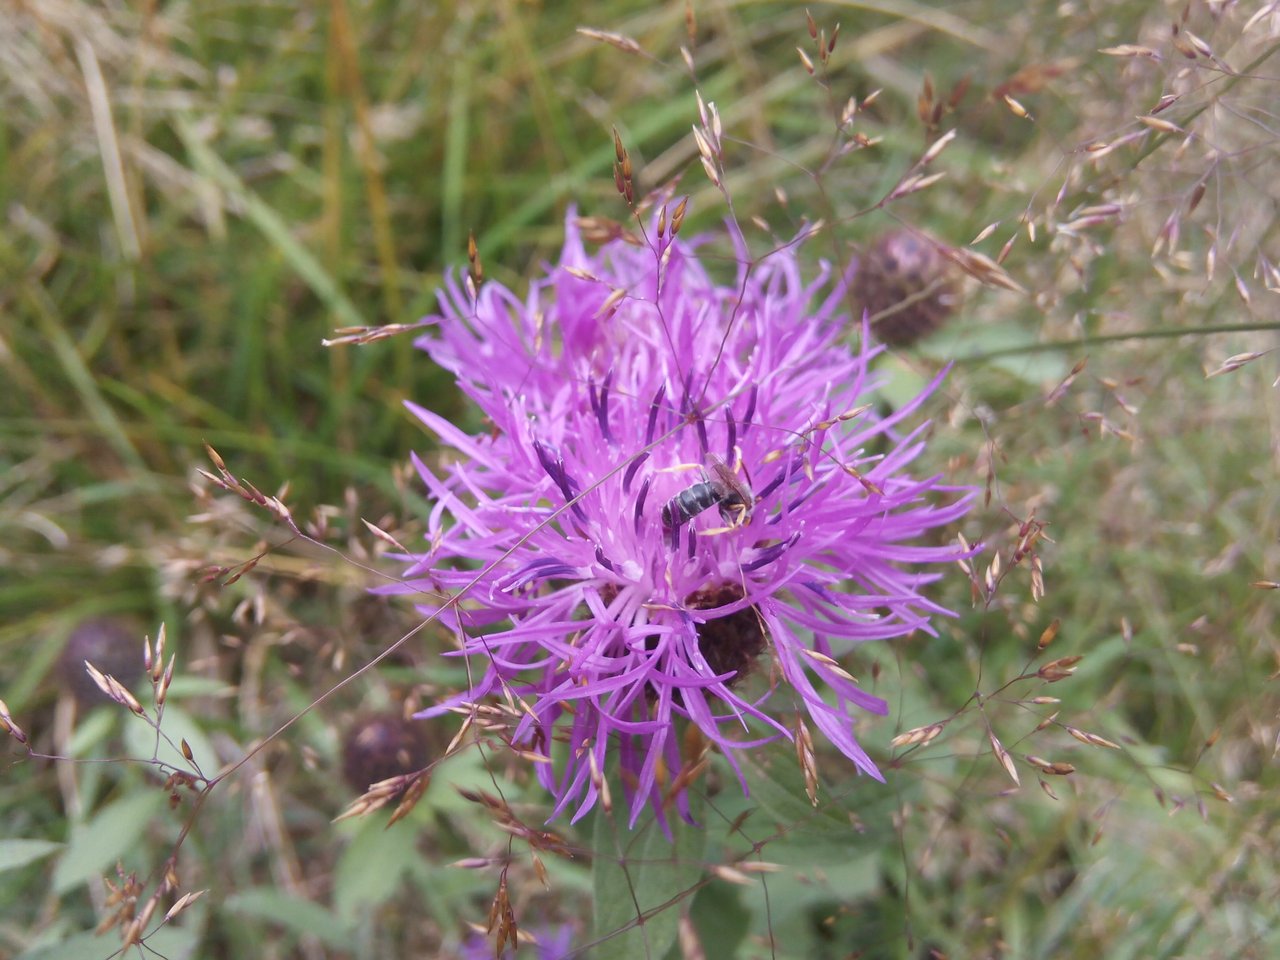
[661, 481, 724, 530]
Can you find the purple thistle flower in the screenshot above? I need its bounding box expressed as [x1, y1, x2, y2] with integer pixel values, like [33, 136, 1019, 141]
[392, 210, 976, 827]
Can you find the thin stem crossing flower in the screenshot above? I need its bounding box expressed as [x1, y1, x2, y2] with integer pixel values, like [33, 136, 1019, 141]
[391, 210, 976, 826]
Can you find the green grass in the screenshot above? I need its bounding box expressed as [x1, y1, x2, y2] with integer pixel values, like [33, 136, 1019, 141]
[2, 1, 1279, 958]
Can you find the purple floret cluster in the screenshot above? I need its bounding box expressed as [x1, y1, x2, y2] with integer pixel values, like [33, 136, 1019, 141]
[393, 210, 974, 825]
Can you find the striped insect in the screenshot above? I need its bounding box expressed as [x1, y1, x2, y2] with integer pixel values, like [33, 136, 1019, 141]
[661, 453, 754, 531]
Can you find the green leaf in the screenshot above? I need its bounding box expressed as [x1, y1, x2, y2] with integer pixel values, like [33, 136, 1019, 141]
[64, 707, 117, 758]
[333, 816, 420, 923]
[591, 789, 708, 960]
[51, 790, 166, 894]
[738, 749, 887, 865]
[173, 115, 365, 329]
[15, 923, 201, 960]
[0, 839, 63, 873]
[15, 931, 111, 960]
[726, 750, 882, 955]
[163, 675, 233, 699]
[225, 887, 355, 950]
[138, 924, 201, 960]
[686, 881, 751, 960]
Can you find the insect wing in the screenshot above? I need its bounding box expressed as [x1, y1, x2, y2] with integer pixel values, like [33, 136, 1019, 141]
[705, 454, 754, 521]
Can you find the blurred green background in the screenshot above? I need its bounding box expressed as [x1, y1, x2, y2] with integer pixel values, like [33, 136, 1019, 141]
[2, 1, 1278, 958]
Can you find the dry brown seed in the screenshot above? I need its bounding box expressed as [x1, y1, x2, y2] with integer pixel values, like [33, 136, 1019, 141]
[1049, 762, 1075, 775]
[1138, 114, 1183, 134]
[387, 772, 429, 828]
[971, 222, 1000, 244]
[135, 896, 158, 936]
[713, 864, 755, 886]
[1186, 182, 1205, 213]
[890, 723, 943, 748]
[121, 917, 143, 948]
[157, 655, 176, 706]
[109, 675, 144, 715]
[1003, 95, 1029, 119]
[1171, 33, 1199, 59]
[1207, 351, 1267, 378]
[594, 287, 626, 319]
[0, 714, 28, 744]
[361, 518, 410, 553]
[1037, 619, 1060, 651]
[1100, 44, 1159, 58]
[164, 890, 206, 923]
[997, 233, 1017, 265]
[795, 718, 819, 805]
[466, 232, 483, 288]
[576, 27, 642, 55]
[671, 197, 688, 234]
[920, 129, 957, 166]
[699, 155, 720, 188]
[1037, 658, 1077, 682]
[1046, 359, 1087, 406]
[989, 731, 1020, 786]
[888, 171, 947, 201]
[151, 624, 166, 683]
[734, 860, 782, 874]
[588, 749, 612, 812]
[797, 47, 814, 74]
[944, 246, 1026, 292]
[1183, 31, 1212, 58]
[1244, 5, 1274, 30]
[1234, 273, 1251, 305]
